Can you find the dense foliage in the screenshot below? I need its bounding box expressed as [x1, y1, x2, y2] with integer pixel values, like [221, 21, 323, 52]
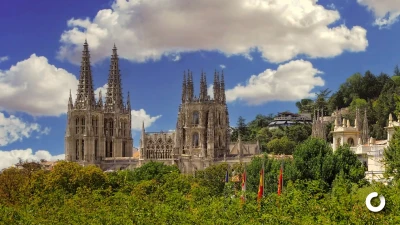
[1, 139, 395, 224]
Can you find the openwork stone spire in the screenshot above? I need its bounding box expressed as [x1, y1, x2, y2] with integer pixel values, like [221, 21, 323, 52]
[181, 71, 187, 103]
[75, 40, 96, 109]
[213, 70, 220, 102]
[105, 44, 124, 112]
[220, 71, 226, 104]
[186, 70, 194, 102]
[126, 91, 131, 111]
[200, 70, 207, 101]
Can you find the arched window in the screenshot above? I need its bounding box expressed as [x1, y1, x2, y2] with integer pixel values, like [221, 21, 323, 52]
[192, 132, 199, 147]
[75, 117, 79, 134]
[81, 117, 85, 134]
[92, 116, 98, 135]
[347, 138, 355, 146]
[81, 140, 85, 160]
[122, 141, 126, 157]
[94, 139, 98, 160]
[110, 120, 114, 136]
[193, 111, 199, 125]
[76, 140, 79, 160]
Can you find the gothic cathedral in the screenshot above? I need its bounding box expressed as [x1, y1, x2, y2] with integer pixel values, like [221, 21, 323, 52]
[65, 42, 260, 172]
[65, 41, 133, 164]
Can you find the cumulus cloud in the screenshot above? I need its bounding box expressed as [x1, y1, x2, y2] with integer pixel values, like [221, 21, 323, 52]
[226, 60, 324, 105]
[94, 83, 108, 101]
[0, 148, 64, 170]
[357, 0, 400, 28]
[170, 54, 181, 62]
[131, 109, 161, 130]
[0, 54, 78, 116]
[0, 112, 49, 146]
[58, 0, 368, 65]
[220, 64, 226, 69]
[207, 84, 214, 99]
[0, 56, 8, 63]
[327, 3, 336, 10]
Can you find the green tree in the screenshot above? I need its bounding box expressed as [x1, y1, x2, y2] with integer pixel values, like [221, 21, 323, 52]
[130, 161, 180, 183]
[266, 136, 296, 154]
[333, 145, 366, 184]
[394, 65, 400, 76]
[292, 138, 335, 186]
[285, 124, 312, 143]
[295, 99, 314, 113]
[383, 127, 400, 180]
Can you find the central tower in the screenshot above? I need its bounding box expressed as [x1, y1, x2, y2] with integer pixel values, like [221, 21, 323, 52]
[174, 70, 230, 161]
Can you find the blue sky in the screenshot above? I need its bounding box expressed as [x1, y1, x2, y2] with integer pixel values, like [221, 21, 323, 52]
[0, 0, 399, 168]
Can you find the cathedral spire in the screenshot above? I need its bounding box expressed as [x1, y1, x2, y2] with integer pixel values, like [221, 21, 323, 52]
[105, 44, 124, 112]
[74, 41, 96, 109]
[187, 70, 194, 101]
[200, 70, 207, 101]
[68, 89, 73, 108]
[220, 70, 226, 104]
[98, 90, 103, 109]
[213, 70, 220, 102]
[126, 91, 131, 111]
[181, 71, 187, 103]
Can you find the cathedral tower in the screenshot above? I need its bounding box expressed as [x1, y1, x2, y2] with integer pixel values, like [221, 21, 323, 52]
[174, 70, 230, 162]
[65, 42, 133, 164]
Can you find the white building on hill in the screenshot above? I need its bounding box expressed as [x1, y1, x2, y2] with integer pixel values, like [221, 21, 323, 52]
[330, 109, 394, 183]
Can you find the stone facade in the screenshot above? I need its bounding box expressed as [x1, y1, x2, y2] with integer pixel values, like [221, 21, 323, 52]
[65, 41, 133, 166]
[65, 42, 260, 172]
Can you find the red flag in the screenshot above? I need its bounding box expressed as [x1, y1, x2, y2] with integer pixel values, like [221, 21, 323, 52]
[240, 169, 246, 203]
[278, 164, 283, 195]
[257, 167, 264, 201]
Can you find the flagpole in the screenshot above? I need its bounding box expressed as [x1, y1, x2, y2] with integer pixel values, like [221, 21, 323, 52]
[262, 156, 265, 198]
[282, 161, 284, 193]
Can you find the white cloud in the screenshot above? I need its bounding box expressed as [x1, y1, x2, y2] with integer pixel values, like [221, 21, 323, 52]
[0, 112, 49, 146]
[58, 0, 368, 65]
[226, 60, 324, 105]
[327, 3, 336, 10]
[220, 64, 226, 69]
[207, 84, 214, 99]
[0, 148, 64, 170]
[131, 109, 161, 130]
[94, 83, 108, 101]
[171, 54, 181, 62]
[0, 54, 78, 116]
[357, 0, 400, 28]
[0, 56, 8, 63]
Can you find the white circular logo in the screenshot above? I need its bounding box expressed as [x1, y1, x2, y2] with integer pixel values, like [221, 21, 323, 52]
[366, 192, 385, 212]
